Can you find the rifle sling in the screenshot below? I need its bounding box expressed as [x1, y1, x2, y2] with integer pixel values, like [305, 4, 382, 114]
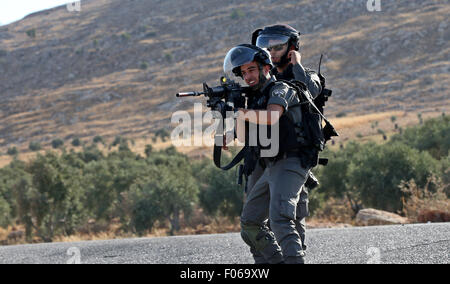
[213, 143, 248, 170]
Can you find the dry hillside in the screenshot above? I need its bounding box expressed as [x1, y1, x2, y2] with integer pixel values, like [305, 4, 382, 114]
[0, 0, 448, 154]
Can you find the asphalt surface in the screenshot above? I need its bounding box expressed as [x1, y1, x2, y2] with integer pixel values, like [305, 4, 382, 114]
[0, 223, 448, 264]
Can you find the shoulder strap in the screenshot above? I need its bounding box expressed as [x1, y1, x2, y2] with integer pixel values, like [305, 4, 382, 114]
[278, 79, 339, 140]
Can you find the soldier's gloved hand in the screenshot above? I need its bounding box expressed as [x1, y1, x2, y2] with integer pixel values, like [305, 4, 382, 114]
[288, 50, 302, 66]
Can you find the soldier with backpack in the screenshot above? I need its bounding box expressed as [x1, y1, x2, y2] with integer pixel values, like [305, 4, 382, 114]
[250, 24, 329, 256]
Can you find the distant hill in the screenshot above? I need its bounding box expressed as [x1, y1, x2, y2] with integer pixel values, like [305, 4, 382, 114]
[0, 0, 448, 150]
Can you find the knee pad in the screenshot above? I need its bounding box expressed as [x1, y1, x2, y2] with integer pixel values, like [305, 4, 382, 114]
[240, 222, 275, 251]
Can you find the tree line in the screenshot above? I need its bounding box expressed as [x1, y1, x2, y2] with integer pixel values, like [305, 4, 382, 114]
[312, 115, 449, 215]
[0, 142, 241, 242]
[0, 115, 448, 243]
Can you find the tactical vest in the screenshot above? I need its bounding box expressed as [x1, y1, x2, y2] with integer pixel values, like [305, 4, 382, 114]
[254, 81, 316, 162]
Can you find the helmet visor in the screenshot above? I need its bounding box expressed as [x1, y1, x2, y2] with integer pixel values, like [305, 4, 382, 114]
[255, 34, 290, 49]
[223, 46, 259, 74]
[223, 46, 260, 86]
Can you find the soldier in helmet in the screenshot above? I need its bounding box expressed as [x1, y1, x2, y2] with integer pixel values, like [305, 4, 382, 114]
[251, 24, 323, 254]
[223, 44, 313, 264]
[252, 24, 322, 97]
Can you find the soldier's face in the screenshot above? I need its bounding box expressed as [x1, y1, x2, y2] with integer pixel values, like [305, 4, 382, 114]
[268, 42, 288, 63]
[240, 62, 261, 87]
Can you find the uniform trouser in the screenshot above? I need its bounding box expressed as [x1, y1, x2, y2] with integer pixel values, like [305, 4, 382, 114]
[241, 157, 310, 264]
[246, 159, 310, 263]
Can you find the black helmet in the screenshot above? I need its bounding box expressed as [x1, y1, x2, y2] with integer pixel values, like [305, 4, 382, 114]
[252, 24, 301, 51]
[223, 44, 273, 83]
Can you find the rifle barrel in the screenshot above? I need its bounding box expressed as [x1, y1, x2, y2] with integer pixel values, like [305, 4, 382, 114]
[176, 91, 205, 97]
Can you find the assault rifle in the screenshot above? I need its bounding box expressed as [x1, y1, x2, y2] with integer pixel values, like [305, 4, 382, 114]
[176, 76, 249, 118]
[176, 77, 251, 173]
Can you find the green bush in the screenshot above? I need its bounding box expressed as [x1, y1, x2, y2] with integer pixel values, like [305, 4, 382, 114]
[391, 115, 449, 160]
[348, 142, 439, 212]
[144, 144, 153, 157]
[164, 52, 173, 62]
[336, 112, 347, 118]
[51, 139, 64, 149]
[7, 147, 18, 156]
[29, 141, 42, 151]
[112, 136, 126, 147]
[315, 142, 364, 214]
[93, 135, 104, 144]
[130, 152, 199, 235]
[196, 148, 243, 219]
[26, 29, 36, 38]
[154, 128, 170, 142]
[0, 161, 28, 229]
[140, 61, 149, 70]
[13, 152, 87, 241]
[78, 145, 104, 163]
[71, 137, 81, 147]
[0, 196, 11, 228]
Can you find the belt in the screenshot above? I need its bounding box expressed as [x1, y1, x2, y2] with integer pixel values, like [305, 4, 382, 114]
[262, 150, 300, 166]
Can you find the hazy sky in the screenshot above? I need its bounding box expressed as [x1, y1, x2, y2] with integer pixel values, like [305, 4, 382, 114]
[0, 0, 76, 26]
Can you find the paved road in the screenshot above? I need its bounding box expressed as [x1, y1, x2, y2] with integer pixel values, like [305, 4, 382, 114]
[0, 223, 448, 264]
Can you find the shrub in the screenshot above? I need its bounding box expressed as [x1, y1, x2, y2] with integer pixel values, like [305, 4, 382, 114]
[400, 176, 449, 222]
[164, 52, 173, 62]
[22, 152, 86, 240]
[336, 112, 347, 118]
[93, 135, 104, 144]
[144, 144, 153, 157]
[196, 148, 244, 219]
[154, 128, 170, 142]
[26, 29, 36, 38]
[348, 142, 440, 212]
[29, 141, 42, 151]
[130, 153, 199, 235]
[140, 61, 149, 70]
[71, 138, 81, 147]
[51, 139, 64, 149]
[112, 136, 126, 147]
[390, 116, 450, 160]
[7, 147, 18, 156]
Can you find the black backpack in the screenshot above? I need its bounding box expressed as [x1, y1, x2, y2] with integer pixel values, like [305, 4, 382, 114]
[277, 66, 338, 167]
